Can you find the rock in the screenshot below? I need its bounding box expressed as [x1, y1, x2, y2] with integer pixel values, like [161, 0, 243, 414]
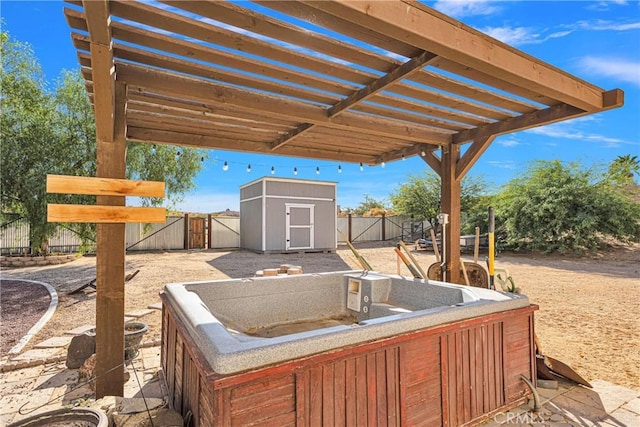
[79, 354, 97, 390]
[66, 333, 96, 369]
[115, 397, 165, 414]
[550, 413, 565, 422]
[112, 407, 183, 426]
[79, 355, 130, 392]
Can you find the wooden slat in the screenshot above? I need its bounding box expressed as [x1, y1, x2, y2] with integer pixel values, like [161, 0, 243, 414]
[47, 174, 164, 197]
[116, 63, 449, 145]
[302, 1, 605, 111]
[48, 204, 166, 223]
[170, 0, 521, 120]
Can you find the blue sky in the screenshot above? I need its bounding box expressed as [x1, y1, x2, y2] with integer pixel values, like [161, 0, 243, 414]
[2, 0, 639, 213]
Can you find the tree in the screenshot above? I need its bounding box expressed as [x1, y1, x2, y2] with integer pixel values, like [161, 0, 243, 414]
[495, 160, 640, 253]
[353, 195, 387, 216]
[1, 31, 208, 253]
[389, 170, 489, 231]
[607, 154, 639, 187]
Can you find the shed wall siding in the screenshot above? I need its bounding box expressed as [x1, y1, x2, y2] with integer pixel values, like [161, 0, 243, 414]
[240, 181, 263, 200]
[266, 180, 336, 199]
[240, 198, 263, 251]
[265, 198, 335, 251]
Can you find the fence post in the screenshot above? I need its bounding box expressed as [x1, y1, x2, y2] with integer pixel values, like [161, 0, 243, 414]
[184, 213, 189, 250]
[348, 214, 352, 242]
[382, 212, 386, 241]
[207, 214, 212, 249]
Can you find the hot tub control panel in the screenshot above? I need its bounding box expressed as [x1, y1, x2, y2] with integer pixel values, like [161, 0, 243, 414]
[345, 274, 389, 322]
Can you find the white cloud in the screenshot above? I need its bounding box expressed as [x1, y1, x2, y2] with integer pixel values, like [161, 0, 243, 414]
[587, 1, 629, 12]
[524, 120, 631, 149]
[497, 138, 522, 148]
[575, 20, 640, 31]
[432, 0, 500, 18]
[487, 160, 519, 170]
[482, 26, 577, 46]
[578, 56, 640, 86]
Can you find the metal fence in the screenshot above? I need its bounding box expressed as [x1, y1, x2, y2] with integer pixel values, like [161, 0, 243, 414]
[1, 214, 426, 254]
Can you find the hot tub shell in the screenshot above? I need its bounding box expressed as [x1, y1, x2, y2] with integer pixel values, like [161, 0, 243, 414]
[161, 271, 537, 426]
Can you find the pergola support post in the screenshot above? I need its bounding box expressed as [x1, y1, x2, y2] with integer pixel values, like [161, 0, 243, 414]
[95, 81, 127, 398]
[441, 144, 462, 284]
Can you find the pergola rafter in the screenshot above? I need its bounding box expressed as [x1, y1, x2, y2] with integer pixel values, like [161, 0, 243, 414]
[61, 0, 623, 396]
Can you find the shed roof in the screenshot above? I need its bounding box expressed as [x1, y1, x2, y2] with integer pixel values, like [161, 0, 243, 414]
[64, 0, 623, 167]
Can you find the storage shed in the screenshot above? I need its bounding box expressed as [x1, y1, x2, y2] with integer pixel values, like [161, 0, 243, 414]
[240, 177, 337, 253]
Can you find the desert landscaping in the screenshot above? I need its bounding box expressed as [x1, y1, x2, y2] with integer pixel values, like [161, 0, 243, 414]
[1, 242, 638, 391]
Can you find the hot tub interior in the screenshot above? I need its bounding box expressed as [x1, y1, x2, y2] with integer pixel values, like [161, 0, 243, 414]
[184, 271, 472, 338]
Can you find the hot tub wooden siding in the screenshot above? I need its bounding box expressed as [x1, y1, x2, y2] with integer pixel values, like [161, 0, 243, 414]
[161, 297, 537, 426]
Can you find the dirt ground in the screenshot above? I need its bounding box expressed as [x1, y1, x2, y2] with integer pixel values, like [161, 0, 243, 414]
[2, 242, 638, 389]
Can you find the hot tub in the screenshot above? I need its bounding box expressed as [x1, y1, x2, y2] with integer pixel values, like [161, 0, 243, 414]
[161, 271, 538, 426]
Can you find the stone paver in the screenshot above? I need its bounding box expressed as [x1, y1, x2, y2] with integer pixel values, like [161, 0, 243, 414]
[10, 348, 63, 361]
[126, 308, 154, 318]
[147, 302, 162, 310]
[33, 335, 73, 348]
[64, 324, 95, 335]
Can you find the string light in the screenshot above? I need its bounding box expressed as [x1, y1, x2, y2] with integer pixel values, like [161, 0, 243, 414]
[338, 165, 342, 173]
[176, 151, 181, 156]
[402, 154, 406, 161]
[293, 167, 298, 176]
[271, 166, 275, 174]
[381, 161, 386, 168]
[222, 161, 228, 171]
[246, 164, 251, 173]
[359, 162, 364, 171]
[420, 149, 426, 157]
[200, 156, 204, 162]
[316, 166, 320, 175]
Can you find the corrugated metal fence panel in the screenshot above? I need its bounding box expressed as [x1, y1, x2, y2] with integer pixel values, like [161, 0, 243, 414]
[351, 217, 382, 242]
[126, 216, 185, 251]
[48, 227, 94, 253]
[384, 216, 406, 241]
[210, 217, 240, 249]
[1, 218, 30, 254]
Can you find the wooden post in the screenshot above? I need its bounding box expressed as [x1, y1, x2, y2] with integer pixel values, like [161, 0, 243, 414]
[207, 214, 212, 249]
[441, 144, 462, 284]
[184, 213, 189, 250]
[348, 214, 352, 243]
[381, 212, 386, 241]
[94, 81, 127, 398]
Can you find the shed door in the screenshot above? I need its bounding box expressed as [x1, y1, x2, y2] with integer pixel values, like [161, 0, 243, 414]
[285, 204, 314, 250]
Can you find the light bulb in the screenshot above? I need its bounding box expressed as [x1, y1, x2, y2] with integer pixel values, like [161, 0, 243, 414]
[316, 166, 320, 175]
[420, 149, 426, 157]
[293, 167, 298, 176]
[338, 165, 342, 173]
[247, 164, 251, 173]
[402, 154, 406, 161]
[381, 161, 386, 168]
[271, 166, 275, 175]
[200, 157, 204, 162]
[222, 161, 228, 171]
[359, 162, 364, 172]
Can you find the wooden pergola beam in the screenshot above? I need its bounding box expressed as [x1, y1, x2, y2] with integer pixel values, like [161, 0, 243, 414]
[303, 0, 606, 112]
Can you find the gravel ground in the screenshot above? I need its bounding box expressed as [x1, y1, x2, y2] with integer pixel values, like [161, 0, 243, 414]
[1, 242, 638, 388]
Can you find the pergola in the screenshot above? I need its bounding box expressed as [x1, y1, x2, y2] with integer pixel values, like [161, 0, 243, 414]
[62, 0, 622, 396]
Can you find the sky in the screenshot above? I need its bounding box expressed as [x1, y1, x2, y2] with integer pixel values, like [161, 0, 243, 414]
[1, 0, 639, 213]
